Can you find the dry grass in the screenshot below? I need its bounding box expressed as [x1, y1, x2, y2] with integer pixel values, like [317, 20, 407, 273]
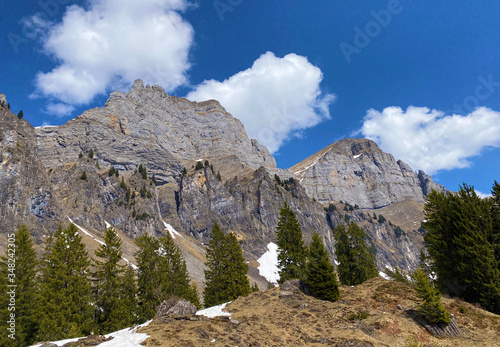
[140, 278, 500, 347]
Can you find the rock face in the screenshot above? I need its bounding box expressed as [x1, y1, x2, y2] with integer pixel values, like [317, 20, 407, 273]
[0, 101, 61, 246]
[36, 80, 276, 183]
[291, 138, 446, 209]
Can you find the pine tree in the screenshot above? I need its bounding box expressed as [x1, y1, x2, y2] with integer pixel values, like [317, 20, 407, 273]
[88, 149, 94, 158]
[204, 222, 251, 307]
[80, 170, 87, 180]
[424, 185, 500, 314]
[195, 161, 204, 170]
[135, 233, 199, 321]
[334, 222, 378, 285]
[276, 202, 307, 284]
[17, 110, 23, 119]
[93, 227, 137, 334]
[306, 232, 340, 302]
[37, 224, 93, 341]
[412, 268, 451, 324]
[0, 225, 38, 347]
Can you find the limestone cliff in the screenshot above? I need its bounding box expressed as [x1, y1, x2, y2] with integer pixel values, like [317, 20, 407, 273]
[291, 138, 446, 209]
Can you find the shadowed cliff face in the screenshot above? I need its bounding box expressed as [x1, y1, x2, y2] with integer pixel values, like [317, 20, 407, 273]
[291, 138, 446, 209]
[0, 84, 440, 284]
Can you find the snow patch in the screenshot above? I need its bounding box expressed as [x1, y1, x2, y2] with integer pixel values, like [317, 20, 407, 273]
[353, 154, 362, 159]
[196, 302, 232, 318]
[379, 271, 391, 280]
[257, 242, 280, 286]
[162, 221, 183, 239]
[105, 221, 112, 229]
[31, 320, 152, 347]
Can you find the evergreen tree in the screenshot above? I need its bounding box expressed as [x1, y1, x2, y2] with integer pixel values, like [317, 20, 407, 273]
[37, 224, 93, 341]
[424, 185, 500, 313]
[412, 268, 451, 324]
[80, 170, 87, 180]
[334, 222, 378, 285]
[17, 110, 23, 119]
[135, 233, 199, 321]
[88, 149, 94, 158]
[306, 232, 340, 302]
[0, 225, 38, 347]
[195, 161, 204, 170]
[276, 202, 307, 283]
[93, 227, 137, 334]
[216, 171, 222, 182]
[204, 222, 251, 307]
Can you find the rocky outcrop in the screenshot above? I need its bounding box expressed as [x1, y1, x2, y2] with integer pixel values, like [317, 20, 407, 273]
[291, 138, 446, 209]
[0, 100, 61, 244]
[155, 297, 198, 319]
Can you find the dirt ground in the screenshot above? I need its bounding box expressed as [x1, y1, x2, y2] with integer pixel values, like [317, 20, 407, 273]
[140, 277, 500, 347]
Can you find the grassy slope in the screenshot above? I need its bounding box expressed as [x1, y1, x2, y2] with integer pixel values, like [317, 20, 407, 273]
[140, 277, 500, 347]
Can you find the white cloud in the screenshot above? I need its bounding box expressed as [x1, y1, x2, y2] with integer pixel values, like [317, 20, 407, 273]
[31, 0, 194, 113]
[361, 106, 500, 174]
[187, 52, 335, 154]
[45, 103, 75, 117]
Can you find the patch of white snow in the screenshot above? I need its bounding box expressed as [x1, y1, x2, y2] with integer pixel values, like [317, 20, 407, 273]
[379, 271, 391, 280]
[257, 242, 280, 286]
[196, 302, 232, 318]
[105, 221, 112, 229]
[162, 221, 183, 239]
[353, 154, 362, 159]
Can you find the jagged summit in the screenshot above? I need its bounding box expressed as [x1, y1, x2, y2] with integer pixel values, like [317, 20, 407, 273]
[291, 138, 445, 209]
[35, 80, 276, 183]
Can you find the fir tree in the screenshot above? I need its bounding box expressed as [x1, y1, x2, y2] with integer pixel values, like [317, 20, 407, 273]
[216, 171, 222, 182]
[0, 225, 38, 347]
[80, 170, 87, 180]
[17, 110, 23, 119]
[135, 233, 199, 321]
[93, 227, 137, 334]
[412, 268, 451, 324]
[276, 202, 307, 283]
[424, 185, 500, 313]
[37, 224, 93, 341]
[88, 149, 94, 158]
[204, 222, 251, 307]
[306, 232, 340, 302]
[195, 161, 204, 170]
[334, 222, 378, 285]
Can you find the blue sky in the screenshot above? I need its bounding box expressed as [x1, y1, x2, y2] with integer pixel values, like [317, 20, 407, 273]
[1, 0, 500, 195]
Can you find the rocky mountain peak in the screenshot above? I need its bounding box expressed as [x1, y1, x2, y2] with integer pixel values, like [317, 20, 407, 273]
[35, 80, 277, 182]
[291, 138, 445, 209]
[0, 93, 6, 107]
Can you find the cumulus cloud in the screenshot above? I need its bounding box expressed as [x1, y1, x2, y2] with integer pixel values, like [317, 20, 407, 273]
[361, 106, 500, 174]
[187, 52, 335, 154]
[31, 0, 193, 115]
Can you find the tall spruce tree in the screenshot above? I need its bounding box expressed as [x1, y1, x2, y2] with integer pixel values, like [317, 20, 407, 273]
[276, 202, 307, 284]
[412, 268, 451, 324]
[135, 233, 199, 321]
[93, 227, 138, 334]
[334, 222, 378, 285]
[37, 224, 93, 341]
[424, 185, 500, 313]
[306, 232, 340, 302]
[0, 225, 38, 347]
[204, 222, 250, 307]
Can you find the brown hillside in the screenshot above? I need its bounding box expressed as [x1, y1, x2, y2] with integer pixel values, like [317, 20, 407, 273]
[140, 278, 500, 346]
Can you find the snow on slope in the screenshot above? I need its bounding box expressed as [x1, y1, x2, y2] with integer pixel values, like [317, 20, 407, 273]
[162, 220, 183, 239]
[257, 242, 280, 285]
[196, 302, 232, 318]
[31, 320, 152, 347]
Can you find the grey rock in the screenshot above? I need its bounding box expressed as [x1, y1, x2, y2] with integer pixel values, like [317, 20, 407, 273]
[291, 138, 446, 209]
[155, 297, 198, 319]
